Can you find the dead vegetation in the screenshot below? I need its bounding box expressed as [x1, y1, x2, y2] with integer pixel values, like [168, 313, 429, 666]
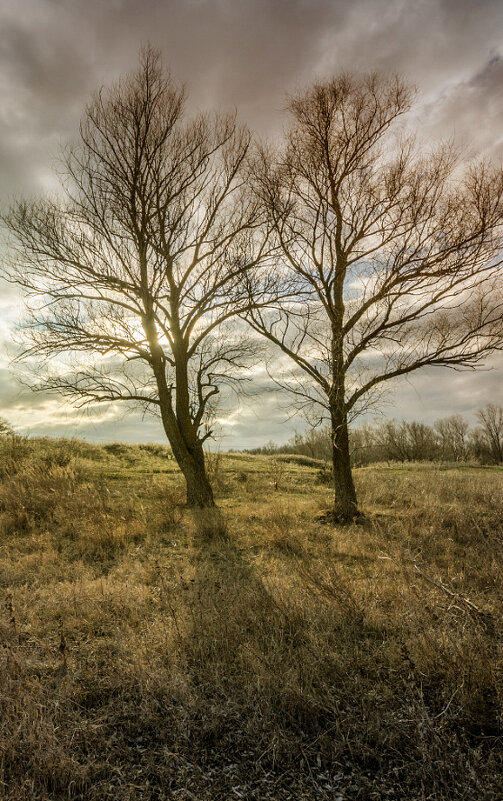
[0, 436, 502, 799]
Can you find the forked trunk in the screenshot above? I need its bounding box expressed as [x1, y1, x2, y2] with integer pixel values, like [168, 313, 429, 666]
[330, 405, 359, 523]
[150, 343, 216, 511]
[157, 396, 216, 510]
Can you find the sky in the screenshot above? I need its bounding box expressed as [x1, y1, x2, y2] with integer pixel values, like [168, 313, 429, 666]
[0, 0, 502, 448]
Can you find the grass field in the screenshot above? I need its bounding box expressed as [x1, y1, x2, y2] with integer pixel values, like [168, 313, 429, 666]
[0, 436, 502, 800]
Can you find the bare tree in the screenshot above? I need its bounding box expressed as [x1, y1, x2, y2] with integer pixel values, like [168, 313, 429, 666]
[290, 427, 332, 461]
[349, 422, 380, 466]
[434, 414, 469, 461]
[373, 420, 413, 463]
[248, 73, 503, 521]
[1, 49, 274, 509]
[475, 404, 503, 464]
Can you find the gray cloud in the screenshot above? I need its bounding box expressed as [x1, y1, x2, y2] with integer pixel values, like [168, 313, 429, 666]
[420, 54, 503, 159]
[368, 354, 503, 426]
[0, 0, 502, 444]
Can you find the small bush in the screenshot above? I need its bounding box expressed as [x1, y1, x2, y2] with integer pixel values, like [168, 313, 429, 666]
[316, 464, 333, 484]
[148, 481, 185, 533]
[277, 453, 326, 468]
[0, 434, 33, 479]
[138, 442, 172, 459]
[0, 417, 14, 436]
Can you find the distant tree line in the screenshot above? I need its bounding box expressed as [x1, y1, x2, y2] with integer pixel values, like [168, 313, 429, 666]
[248, 404, 503, 466]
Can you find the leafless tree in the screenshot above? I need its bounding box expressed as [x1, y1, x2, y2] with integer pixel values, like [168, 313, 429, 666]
[475, 404, 503, 464]
[248, 73, 503, 521]
[373, 420, 414, 463]
[434, 414, 469, 461]
[349, 422, 380, 466]
[1, 48, 275, 509]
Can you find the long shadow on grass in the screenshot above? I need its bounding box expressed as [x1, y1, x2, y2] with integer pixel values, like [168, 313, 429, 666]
[176, 514, 341, 795]
[172, 511, 403, 798]
[172, 510, 503, 800]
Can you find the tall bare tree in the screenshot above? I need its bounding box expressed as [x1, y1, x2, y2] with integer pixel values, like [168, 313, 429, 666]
[248, 74, 503, 521]
[475, 404, 503, 464]
[2, 49, 274, 509]
[434, 414, 469, 462]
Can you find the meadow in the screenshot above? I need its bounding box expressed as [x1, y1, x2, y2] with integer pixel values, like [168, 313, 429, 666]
[0, 435, 502, 800]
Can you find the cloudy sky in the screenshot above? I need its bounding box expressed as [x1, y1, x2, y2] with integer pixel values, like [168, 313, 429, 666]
[0, 0, 502, 447]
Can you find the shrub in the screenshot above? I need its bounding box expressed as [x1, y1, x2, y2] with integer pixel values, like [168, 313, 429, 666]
[0, 434, 33, 479]
[316, 464, 333, 484]
[138, 442, 172, 459]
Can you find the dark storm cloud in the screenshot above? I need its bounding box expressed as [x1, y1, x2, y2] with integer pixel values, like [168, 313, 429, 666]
[1, 0, 502, 194]
[421, 54, 503, 159]
[0, 0, 502, 442]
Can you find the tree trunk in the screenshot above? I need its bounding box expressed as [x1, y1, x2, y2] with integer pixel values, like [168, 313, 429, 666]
[330, 404, 359, 523]
[144, 321, 217, 512]
[156, 385, 217, 510]
[179, 447, 216, 508]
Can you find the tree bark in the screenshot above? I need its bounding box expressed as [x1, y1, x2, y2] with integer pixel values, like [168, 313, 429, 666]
[178, 446, 216, 508]
[330, 403, 359, 523]
[329, 245, 359, 523]
[159, 411, 217, 510]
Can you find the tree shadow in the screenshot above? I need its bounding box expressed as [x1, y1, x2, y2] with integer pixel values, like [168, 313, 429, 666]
[183, 511, 282, 696]
[175, 511, 370, 785]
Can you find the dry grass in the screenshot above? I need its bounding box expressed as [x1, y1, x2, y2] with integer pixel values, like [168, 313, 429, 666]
[0, 438, 502, 799]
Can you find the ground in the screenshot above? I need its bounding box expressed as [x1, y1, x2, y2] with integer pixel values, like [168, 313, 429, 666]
[0, 437, 502, 800]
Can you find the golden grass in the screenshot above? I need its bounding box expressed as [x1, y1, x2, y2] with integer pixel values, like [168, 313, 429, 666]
[0, 438, 502, 799]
